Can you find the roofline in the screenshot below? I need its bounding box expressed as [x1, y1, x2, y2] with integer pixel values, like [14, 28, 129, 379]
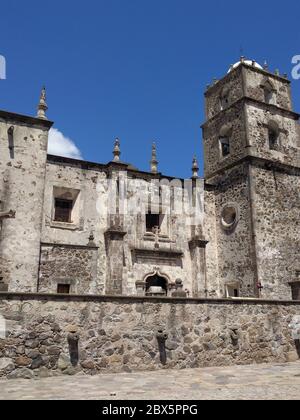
[205, 62, 290, 95]
[47, 154, 200, 182]
[0, 109, 53, 129]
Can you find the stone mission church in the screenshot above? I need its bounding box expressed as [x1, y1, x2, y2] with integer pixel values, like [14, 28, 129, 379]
[0, 58, 299, 300]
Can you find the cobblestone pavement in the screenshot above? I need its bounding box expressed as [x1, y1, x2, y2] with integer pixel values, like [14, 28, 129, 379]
[0, 362, 300, 400]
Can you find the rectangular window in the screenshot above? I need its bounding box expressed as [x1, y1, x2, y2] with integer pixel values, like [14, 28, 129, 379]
[220, 137, 230, 157]
[226, 284, 239, 298]
[291, 283, 300, 301]
[146, 213, 161, 232]
[57, 284, 70, 294]
[268, 129, 278, 150]
[54, 199, 73, 223]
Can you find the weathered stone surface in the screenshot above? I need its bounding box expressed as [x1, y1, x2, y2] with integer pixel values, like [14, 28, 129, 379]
[7, 367, 35, 380]
[31, 356, 44, 370]
[48, 346, 61, 356]
[81, 360, 95, 370]
[0, 295, 299, 379]
[58, 354, 71, 371]
[15, 356, 31, 367]
[0, 358, 15, 373]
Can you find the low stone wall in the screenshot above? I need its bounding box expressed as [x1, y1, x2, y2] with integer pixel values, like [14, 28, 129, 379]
[0, 293, 299, 379]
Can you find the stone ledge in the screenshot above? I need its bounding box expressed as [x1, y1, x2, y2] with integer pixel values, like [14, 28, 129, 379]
[41, 242, 99, 250]
[0, 292, 299, 306]
[0, 109, 53, 129]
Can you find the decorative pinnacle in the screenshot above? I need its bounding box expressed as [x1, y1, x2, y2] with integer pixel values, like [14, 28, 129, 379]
[240, 56, 246, 63]
[275, 69, 280, 76]
[192, 155, 199, 179]
[113, 138, 121, 162]
[150, 142, 158, 174]
[263, 60, 269, 71]
[36, 86, 48, 120]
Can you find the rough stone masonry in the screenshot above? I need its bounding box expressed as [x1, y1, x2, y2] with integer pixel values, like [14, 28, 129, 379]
[0, 57, 299, 300]
[0, 294, 299, 379]
[0, 58, 299, 378]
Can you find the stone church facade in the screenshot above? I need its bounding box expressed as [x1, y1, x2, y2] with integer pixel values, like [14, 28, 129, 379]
[0, 59, 299, 300]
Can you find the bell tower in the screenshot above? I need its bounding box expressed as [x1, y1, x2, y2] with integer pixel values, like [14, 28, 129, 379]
[202, 58, 300, 299]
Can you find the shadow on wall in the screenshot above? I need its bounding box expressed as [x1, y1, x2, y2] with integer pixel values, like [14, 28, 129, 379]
[67, 329, 80, 367]
[295, 340, 300, 359]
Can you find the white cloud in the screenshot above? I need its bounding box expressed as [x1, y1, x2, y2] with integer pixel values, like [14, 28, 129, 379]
[48, 128, 83, 160]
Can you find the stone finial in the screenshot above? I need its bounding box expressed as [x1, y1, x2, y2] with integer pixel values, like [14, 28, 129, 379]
[88, 231, 96, 247]
[263, 60, 269, 71]
[192, 155, 199, 179]
[150, 143, 158, 174]
[113, 138, 121, 162]
[36, 86, 48, 120]
[275, 69, 280, 76]
[240, 56, 246, 63]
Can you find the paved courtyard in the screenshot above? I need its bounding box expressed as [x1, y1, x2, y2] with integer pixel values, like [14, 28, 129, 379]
[0, 361, 300, 400]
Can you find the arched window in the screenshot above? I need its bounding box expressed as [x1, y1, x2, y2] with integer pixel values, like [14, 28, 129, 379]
[219, 125, 232, 157]
[263, 80, 276, 105]
[220, 86, 230, 110]
[268, 121, 279, 150]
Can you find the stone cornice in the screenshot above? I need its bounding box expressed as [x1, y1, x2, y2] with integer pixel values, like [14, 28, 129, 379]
[205, 154, 300, 182]
[105, 229, 127, 239]
[0, 109, 53, 129]
[47, 155, 203, 183]
[0, 292, 299, 305]
[189, 237, 209, 249]
[41, 242, 99, 250]
[201, 96, 300, 128]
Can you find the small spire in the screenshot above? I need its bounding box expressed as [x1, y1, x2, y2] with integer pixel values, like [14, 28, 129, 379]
[263, 60, 269, 71]
[275, 69, 280, 76]
[150, 143, 158, 174]
[36, 86, 48, 120]
[240, 56, 245, 63]
[192, 155, 199, 179]
[113, 138, 121, 162]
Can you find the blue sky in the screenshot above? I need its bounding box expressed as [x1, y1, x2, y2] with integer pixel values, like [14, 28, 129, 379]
[1, 0, 300, 178]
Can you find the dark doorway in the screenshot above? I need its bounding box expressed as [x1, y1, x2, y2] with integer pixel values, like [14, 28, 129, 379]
[146, 275, 168, 295]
